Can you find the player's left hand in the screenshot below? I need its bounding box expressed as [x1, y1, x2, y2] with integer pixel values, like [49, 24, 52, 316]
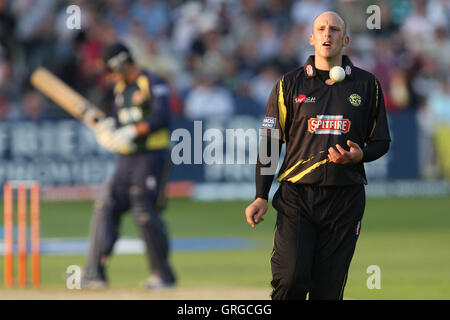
[245, 198, 268, 228]
[328, 140, 363, 165]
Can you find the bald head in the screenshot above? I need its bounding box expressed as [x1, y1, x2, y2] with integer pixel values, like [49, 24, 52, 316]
[313, 11, 347, 36]
[309, 11, 349, 68]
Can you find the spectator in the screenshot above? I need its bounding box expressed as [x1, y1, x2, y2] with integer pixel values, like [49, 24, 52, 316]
[188, 12, 224, 77]
[426, 27, 450, 72]
[0, 95, 12, 121]
[184, 72, 234, 120]
[426, 76, 450, 124]
[272, 31, 301, 74]
[249, 64, 280, 111]
[106, 0, 133, 36]
[233, 78, 262, 117]
[426, 0, 450, 30]
[235, 39, 260, 77]
[335, 0, 366, 34]
[400, 0, 436, 54]
[374, 1, 398, 38]
[411, 58, 440, 109]
[372, 37, 398, 110]
[0, 0, 444, 134]
[130, 0, 171, 37]
[131, 35, 181, 80]
[421, 76, 450, 179]
[255, 19, 281, 63]
[17, 89, 51, 122]
[387, 67, 411, 112]
[171, 1, 203, 57]
[11, 0, 56, 73]
[0, 55, 15, 97]
[221, 54, 240, 92]
[291, 0, 331, 30]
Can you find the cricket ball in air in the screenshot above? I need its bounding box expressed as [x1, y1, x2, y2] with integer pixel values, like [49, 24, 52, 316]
[329, 66, 345, 82]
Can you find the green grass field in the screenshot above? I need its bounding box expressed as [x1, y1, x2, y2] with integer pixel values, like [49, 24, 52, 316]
[1, 196, 450, 299]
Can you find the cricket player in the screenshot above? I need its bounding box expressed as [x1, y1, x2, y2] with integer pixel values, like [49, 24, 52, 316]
[82, 43, 176, 289]
[245, 12, 391, 300]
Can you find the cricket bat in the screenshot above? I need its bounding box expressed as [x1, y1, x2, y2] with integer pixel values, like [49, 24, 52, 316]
[30, 68, 106, 129]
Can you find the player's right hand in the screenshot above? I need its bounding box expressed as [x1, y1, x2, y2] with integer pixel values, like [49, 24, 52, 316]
[108, 124, 138, 154]
[94, 117, 132, 154]
[94, 117, 118, 151]
[95, 119, 137, 154]
[245, 198, 268, 228]
[328, 140, 363, 165]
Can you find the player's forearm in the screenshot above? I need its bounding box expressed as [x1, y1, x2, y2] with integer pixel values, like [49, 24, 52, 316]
[255, 160, 275, 200]
[255, 137, 282, 200]
[362, 139, 390, 162]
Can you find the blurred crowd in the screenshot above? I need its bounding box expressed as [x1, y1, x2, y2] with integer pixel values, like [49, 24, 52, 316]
[0, 0, 449, 124]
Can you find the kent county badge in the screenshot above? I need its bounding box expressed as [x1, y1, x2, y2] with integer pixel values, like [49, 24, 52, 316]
[348, 93, 362, 107]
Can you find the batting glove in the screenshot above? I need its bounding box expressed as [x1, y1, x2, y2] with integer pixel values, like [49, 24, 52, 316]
[94, 118, 137, 154]
[94, 117, 117, 151]
[108, 124, 138, 154]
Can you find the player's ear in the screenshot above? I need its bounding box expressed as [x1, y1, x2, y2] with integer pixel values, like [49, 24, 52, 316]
[343, 35, 350, 47]
[309, 33, 315, 46]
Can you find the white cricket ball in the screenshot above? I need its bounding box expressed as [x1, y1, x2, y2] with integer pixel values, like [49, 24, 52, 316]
[329, 66, 345, 82]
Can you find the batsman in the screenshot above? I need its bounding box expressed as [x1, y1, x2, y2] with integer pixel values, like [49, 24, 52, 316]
[82, 43, 176, 289]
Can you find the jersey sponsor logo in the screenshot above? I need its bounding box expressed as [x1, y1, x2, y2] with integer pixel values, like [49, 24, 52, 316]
[308, 115, 351, 135]
[295, 94, 316, 104]
[348, 93, 362, 106]
[261, 117, 276, 129]
[295, 94, 306, 103]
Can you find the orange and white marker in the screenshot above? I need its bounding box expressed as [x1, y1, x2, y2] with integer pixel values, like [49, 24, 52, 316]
[3, 183, 14, 288]
[30, 183, 40, 287]
[18, 184, 27, 287]
[2, 181, 41, 288]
